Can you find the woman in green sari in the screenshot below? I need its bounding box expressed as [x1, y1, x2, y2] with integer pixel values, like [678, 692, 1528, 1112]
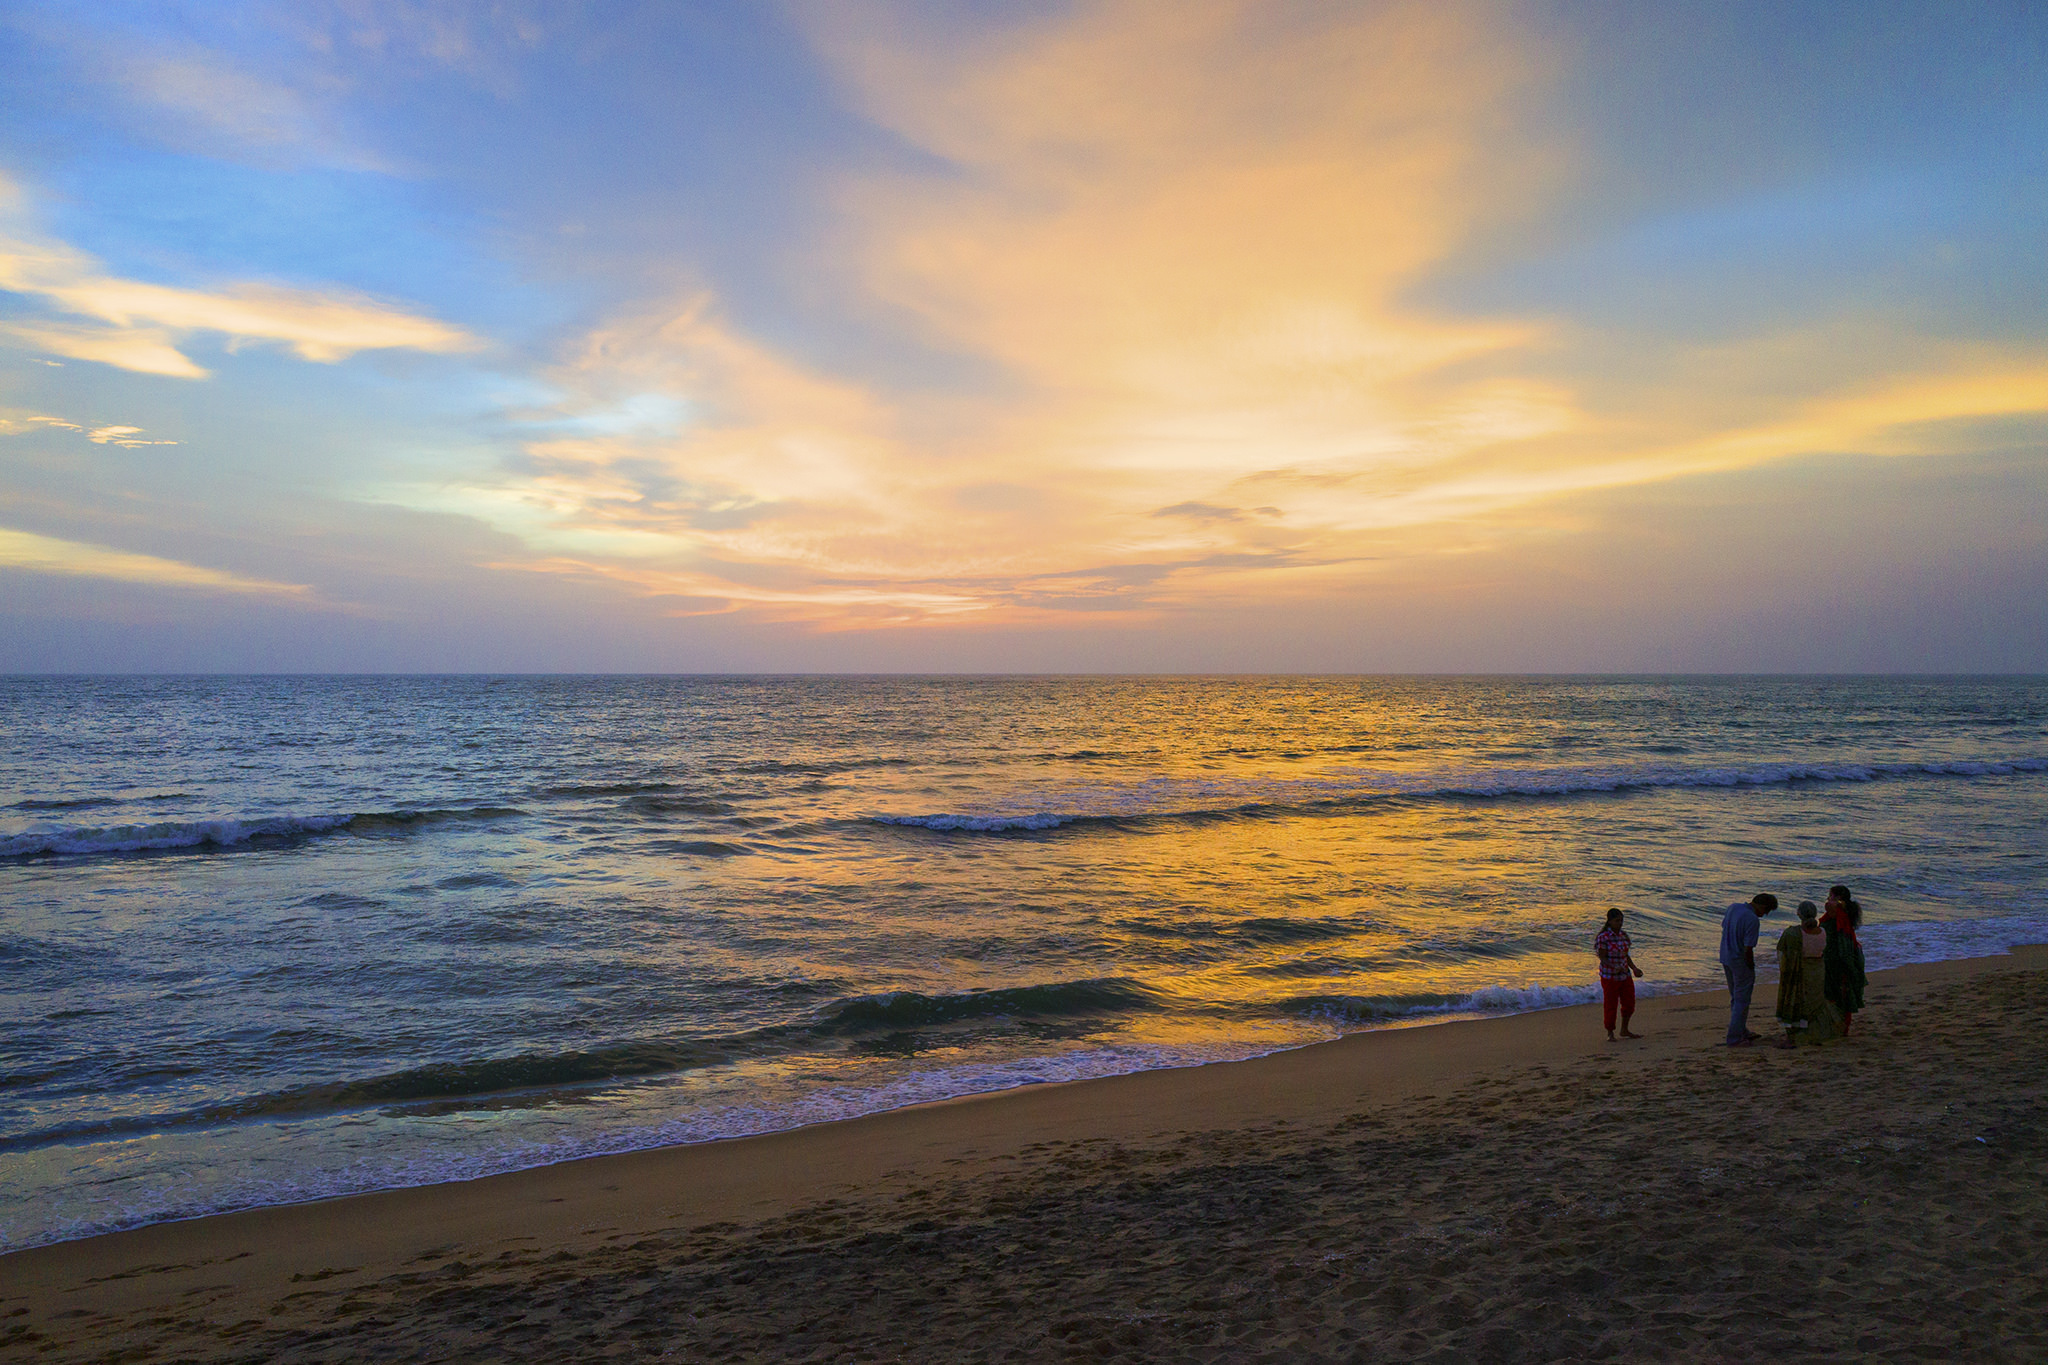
[1821, 886, 1868, 1034]
[1775, 901, 1842, 1047]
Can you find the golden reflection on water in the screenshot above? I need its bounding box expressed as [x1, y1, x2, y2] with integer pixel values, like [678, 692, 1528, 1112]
[617, 772, 1763, 1048]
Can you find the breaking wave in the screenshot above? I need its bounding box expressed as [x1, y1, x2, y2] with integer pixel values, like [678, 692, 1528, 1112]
[0, 807, 525, 860]
[0, 976, 1172, 1150]
[816, 977, 1165, 1031]
[872, 812, 1075, 832]
[868, 755, 2048, 835]
[1282, 982, 1609, 1023]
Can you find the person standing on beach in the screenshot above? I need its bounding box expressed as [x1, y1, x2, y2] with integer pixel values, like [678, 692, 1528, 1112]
[1820, 884, 1868, 1034]
[1595, 908, 1644, 1041]
[1719, 893, 1778, 1046]
[1773, 901, 1841, 1047]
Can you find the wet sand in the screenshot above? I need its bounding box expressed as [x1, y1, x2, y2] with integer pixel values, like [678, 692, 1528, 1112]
[6, 947, 2045, 1363]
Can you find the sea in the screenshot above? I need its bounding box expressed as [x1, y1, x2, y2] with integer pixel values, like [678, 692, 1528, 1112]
[4, 675, 2046, 1251]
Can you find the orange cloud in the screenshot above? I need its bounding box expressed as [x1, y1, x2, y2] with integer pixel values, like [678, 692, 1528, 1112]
[405, 1, 1562, 618]
[409, 1, 2048, 632]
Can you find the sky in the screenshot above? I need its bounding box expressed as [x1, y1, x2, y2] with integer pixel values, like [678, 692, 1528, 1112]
[1, 0, 2044, 673]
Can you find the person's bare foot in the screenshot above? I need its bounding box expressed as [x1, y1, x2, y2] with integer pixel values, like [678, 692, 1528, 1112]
[1619, 1027, 1642, 1039]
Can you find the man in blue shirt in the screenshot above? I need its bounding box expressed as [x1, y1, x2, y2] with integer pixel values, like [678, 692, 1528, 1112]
[1719, 894, 1778, 1045]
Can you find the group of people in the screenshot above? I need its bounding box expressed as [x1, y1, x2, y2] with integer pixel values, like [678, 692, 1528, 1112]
[1720, 886, 1868, 1047]
[1590, 886, 1870, 1046]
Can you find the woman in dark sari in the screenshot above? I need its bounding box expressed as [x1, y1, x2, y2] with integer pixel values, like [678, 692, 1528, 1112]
[1820, 884, 1867, 1033]
[1775, 901, 1842, 1046]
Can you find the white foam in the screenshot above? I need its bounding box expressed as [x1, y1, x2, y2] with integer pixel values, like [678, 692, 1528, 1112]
[1432, 756, 2048, 799]
[1300, 980, 1609, 1024]
[867, 755, 2048, 831]
[871, 812, 1074, 832]
[1861, 913, 2048, 973]
[1458, 981, 1606, 1011]
[0, 815, 353, 858]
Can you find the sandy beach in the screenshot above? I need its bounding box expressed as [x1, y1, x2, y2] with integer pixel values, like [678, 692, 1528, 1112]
[5, 946, 2045, 1363]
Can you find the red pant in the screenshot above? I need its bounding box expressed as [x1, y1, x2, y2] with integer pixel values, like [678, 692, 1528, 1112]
[1601, 976, 1636, 1030]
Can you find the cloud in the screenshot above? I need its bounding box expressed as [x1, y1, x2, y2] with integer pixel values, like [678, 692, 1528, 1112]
[323, 0, 549, 60]
[0, 528, 308, 596]
[0, 319, 209, 379]
[1354, 339, 2048, 531]
[1154, 502, 1263, 524]
[378, 295, 943, 613]
[86, 425, 180, 447]
[0, 413, 77, 437]
[0, 412, 180, 446]
[0, 179, 476, 378]
[393, 1, 1556, 619]
[388, 0, 2048, 635]
[289, 0, 555, 96]
[106, 47, 386, 171]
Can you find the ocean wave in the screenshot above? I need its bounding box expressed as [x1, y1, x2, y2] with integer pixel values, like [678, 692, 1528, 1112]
[0, 1035, 1280, 1253]
[1282, 981, 1607, 1023]
[0, 1039, 740, 1152]
[647, 838, 749, 857]
[9, 792, 193, 813]
[725, 756, 916, 776]
[1229, 916, 1367, 946]
[1861, 913, 2048, 974]
[1387, 756, 2048, 799]
[626, 794, 740, 816]
[538, 780, 679, 797]
[0, 976, 1171, 1149]
[0, 933, 109, 966]
[0, 806, 525, 860]
[866, 755, 2048, 834]
[817, 977, 1165, 1031]
[871, 812, 1075, 832]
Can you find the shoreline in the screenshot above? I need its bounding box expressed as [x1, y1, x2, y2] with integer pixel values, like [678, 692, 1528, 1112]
[13, 918, 2040, 1262]
[0, 976, 1699, 1256]
[0, 970, 1857, 1258]
[6, 944, 2046, 1360]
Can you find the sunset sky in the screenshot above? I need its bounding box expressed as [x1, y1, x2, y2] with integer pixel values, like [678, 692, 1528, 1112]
[2, 0, 2044, 672]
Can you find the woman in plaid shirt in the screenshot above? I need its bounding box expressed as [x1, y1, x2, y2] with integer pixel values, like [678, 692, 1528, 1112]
[1595, 908, 1644, 1041]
